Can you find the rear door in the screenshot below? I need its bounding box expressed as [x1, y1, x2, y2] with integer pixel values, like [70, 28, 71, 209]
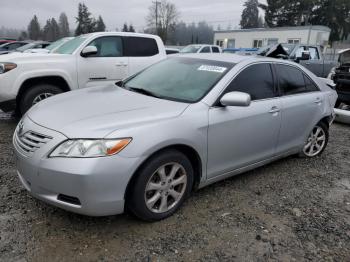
[77, 36, 128, 88]
[207, 63, 282, 178]
[274, 63, 324, 154]
[124, 36, 163, 75]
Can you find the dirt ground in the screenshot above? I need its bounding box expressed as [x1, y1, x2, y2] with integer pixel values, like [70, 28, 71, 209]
[0, 112, 349, 262]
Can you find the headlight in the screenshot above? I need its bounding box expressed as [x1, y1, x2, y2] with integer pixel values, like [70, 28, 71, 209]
[0, 62, 17, 74]
[49, 138, 132, 158]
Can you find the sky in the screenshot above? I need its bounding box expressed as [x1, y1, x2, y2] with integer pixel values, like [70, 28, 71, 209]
[0, 0, 265, 32]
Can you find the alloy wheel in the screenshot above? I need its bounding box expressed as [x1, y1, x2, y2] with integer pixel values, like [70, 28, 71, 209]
[303, 126, 326, 157]
[144, 162, 187, 213]
[32, 93, 54, 105]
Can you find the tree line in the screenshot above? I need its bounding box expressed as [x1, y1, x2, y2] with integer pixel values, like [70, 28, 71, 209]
[240, 0, 350, 42]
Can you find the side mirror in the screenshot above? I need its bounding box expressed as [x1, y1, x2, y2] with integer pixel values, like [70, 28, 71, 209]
[81, 46, 98, 57]
[220, 91, 251, 107]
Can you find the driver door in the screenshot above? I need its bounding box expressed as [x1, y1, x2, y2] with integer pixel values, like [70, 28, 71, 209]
[207, 63, 282, 178]
[77, 36, 129, 88]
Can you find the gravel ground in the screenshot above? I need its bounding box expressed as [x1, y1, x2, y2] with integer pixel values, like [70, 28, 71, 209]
[0, 111, 349, 262]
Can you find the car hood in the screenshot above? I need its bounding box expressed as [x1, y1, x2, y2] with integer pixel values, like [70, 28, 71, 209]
[27, 85, 190, 138]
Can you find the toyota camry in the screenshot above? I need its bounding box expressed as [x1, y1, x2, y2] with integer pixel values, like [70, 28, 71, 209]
[14, 54, 337, 221]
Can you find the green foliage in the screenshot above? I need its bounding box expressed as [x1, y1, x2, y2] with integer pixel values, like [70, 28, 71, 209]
[75, 3, 94, 36]
[95, 16, 106, 32]
[59, 13, 70, 37]
[240, 0, 259, 29]
[260, 0, 350, 42]
[27, 15, 41, 40]
[43, 18, 60, 41]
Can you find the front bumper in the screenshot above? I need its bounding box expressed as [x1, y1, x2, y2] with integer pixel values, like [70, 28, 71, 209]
[13, 117, 145, 216]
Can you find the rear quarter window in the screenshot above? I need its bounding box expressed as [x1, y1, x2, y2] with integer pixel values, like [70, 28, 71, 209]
[123, 37, 159, 57]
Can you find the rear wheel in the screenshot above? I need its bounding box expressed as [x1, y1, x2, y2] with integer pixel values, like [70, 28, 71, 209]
[127, 150, 193, 221]
[300, 122, 329, 158]
[19, 84, 63, 115]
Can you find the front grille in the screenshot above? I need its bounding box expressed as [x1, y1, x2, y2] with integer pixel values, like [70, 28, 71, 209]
[14, 130, 52, 155]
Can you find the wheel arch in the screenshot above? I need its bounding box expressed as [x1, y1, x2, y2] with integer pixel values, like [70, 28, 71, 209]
[16, 76, 71, 105]
[124, 144, 203, 201]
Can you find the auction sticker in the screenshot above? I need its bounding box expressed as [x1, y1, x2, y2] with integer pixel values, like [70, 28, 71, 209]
[198, 65, 227, 73]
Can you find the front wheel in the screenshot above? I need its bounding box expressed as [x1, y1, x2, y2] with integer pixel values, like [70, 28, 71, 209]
[127, 150, 194, 221]
[19, 84, 63, 115]
[300, 122, 329, 158]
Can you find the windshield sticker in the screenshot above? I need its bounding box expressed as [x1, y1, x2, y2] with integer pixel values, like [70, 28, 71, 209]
[198, 65, 227, 73]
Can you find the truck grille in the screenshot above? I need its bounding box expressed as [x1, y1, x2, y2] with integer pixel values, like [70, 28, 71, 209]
[14, 131, 52, 155]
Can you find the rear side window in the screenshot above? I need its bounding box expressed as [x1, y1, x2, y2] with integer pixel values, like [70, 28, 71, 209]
[225, 63, 276, 101]
[212, 47, 220, 53]
[276, 64, 319, 95]
[123, 37, 159, 57]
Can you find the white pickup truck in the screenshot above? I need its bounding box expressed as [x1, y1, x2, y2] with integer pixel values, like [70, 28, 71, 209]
[0, 32, 166, 114]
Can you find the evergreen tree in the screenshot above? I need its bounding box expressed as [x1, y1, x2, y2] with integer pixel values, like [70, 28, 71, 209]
[59, 12, 70, 37]
[122, 23, 129, 32]
[28, 15, 41, 40]
[19, 31, 28, 41]
[240, 0, 259, 29]
[75, 3, 94, 36]
[128, 24, 135, 32]
[95, 16, 106, 32]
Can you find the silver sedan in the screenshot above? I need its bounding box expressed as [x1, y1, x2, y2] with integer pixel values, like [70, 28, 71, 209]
[13, 54, 337, 221]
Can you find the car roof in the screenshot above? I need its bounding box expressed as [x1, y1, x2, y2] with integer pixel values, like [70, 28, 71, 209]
[176, 53, 292, 65]
[80, 32, 160, 39]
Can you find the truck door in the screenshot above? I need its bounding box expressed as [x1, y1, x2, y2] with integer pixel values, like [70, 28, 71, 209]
[77, 36, 128, 88]
[299, 47, 324, 77]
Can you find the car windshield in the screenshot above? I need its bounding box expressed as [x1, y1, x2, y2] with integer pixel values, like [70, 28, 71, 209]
[54, 36, 87, 54]
[123, 57, 234, 103]
[180, 45, 202, 53]
[46, 38, 69, 51]
[16, 43, 35, 52]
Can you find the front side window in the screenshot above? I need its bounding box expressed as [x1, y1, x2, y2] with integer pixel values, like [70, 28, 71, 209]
[225, 63, 276, 101]
[276, 64, 318, 95]
[123, 37, 159, 57]
[200, 46, 211, 53]
[87, 36, 123, 57]
[123, 57, 234, 103]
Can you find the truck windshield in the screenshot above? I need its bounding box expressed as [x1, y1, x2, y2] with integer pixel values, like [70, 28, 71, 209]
[180, 45, 202, 53]
[54, 37, 87, 54]
[123, 57, 234, 103]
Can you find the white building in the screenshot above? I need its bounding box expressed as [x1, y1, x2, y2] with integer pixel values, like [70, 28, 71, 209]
[214, 25, 331, 49]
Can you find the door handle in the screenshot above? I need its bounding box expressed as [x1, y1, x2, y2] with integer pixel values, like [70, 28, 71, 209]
[269, 106, 280, 114]
[305, 62, 311, 65]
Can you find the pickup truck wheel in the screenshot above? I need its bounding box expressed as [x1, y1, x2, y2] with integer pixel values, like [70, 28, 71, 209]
[20, 84, 63, 115]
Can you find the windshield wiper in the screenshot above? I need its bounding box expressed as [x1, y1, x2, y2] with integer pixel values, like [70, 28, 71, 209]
[127, 87, 161, 99]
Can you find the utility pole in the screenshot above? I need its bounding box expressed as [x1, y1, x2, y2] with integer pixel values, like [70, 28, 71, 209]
[153, 0, 161, 34]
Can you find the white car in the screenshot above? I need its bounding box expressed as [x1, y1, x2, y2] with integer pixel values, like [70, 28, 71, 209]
[180, 44, 222, 54]
[24, 37, 74, 54]
[0, 32, 166, 114]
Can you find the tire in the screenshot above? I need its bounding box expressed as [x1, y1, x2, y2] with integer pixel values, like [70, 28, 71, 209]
[299, 122, 329, 158]
[19, 84, 63, 115]
[127, 150, 194, 221]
